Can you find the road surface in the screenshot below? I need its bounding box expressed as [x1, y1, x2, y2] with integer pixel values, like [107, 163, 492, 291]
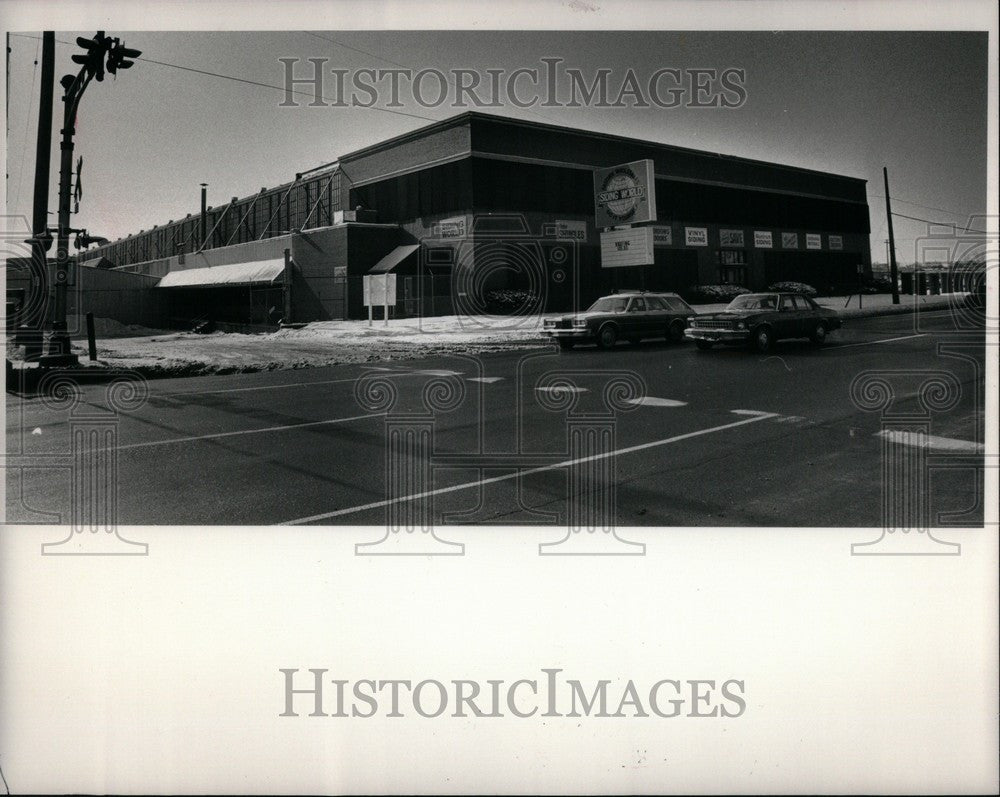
[5, 310, 987, 528]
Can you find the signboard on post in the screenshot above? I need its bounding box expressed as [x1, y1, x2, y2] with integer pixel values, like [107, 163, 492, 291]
[593, 160, 657, 228]
[599, 227, 655, 268]
[363, 273, 397, 326]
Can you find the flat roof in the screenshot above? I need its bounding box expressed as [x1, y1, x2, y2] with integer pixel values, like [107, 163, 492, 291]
[339, 110, 867, 185]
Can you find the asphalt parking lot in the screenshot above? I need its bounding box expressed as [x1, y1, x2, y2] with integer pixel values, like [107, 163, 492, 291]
[4, 309, 987, 528]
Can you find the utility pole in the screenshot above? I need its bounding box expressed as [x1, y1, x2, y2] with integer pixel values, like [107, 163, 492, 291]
[200, 183, 208, 248]
[27, 32, 55, 340]
[39, 32, 141, 366]
[883, 166, 900, 305]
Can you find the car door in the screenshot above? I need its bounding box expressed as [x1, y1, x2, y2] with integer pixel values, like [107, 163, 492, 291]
[625, 296, 646, 337]
[775, 294, 799, 338]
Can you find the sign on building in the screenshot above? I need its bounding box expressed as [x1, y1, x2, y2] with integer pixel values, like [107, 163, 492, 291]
[720, 229, 744, 247]
[806, 233, 822, 250]
[593, 159, 657, 228]
[436, 216, 467, 238]
[600, 227, 655, 268]
[685, 226, 708, 246]
[781, 232, 799, 249]
[554, 220, 587, 242]
[754, 231, 773, 248]
[828, 235, 843, 250]
[653, 226, 673, 246]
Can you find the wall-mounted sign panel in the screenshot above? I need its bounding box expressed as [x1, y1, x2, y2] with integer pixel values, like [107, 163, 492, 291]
[653, 226, 673, 246]
[806, 233, 822, 250]
[593, 159, 657, 227]
[600, 227, 655, 268]
[781, 232, 799, 249]
[554, 219, 587, 242]
[828, 235, 843, 250]
[685, 226, 708, 247]
[720, 229, 745, 247]
[754, 231, 773, 248]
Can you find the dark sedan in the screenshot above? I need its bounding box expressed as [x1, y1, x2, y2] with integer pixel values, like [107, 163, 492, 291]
[685, 292, 841, 353]
[542, 291, 695, 350]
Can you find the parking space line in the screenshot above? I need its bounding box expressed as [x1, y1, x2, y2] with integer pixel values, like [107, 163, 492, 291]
[117, 411, 385, 451]
[826, 334, 927, 349]
[281, 410, 779, 525]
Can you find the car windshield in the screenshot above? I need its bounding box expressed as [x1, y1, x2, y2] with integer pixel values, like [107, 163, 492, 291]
[587, 297, 628, 313]
[727, 294, 779, 311]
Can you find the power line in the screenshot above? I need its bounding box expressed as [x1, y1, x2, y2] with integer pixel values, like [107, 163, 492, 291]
[869, 192, 985, 220]
[889, 211, 988, 235]
[8, 32, 439, 124]
[10, 35, 40, 214]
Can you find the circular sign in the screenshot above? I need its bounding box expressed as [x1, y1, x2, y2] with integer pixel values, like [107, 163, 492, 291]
[598, 166, 645, 222]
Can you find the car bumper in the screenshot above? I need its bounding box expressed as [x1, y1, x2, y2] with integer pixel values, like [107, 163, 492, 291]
[685, 328, 749, 343]
[542, 329, 592, 340]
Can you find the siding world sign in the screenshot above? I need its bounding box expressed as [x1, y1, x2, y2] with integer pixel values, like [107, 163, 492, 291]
[593, 159, 657, 228]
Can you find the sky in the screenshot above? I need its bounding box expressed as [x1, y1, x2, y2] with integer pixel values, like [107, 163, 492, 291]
[3, 20, 992, 265]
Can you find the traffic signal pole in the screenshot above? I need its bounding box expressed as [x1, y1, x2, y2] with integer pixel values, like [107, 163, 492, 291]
[41, 67, 93, 365]
[36, 32, 141, 366]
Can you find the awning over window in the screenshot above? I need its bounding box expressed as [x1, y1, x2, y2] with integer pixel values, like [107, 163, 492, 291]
[156, 258, 286, 288]
[368, 244, 420, 274]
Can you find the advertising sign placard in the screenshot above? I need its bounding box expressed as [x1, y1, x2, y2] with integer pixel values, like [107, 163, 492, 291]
[685, 226, 708, 246]
[600, 227, 655, 268]
[781, 232, 799, 249]
[806, 233, 822, 250]
[363, 273, 397, 306]
[828, 235, 843, 250]
[593, 159, 657, 228]
[720, 229, 745, 247]
[436, 216, 467, 238]
[653, 226, 673, 246]
[754, 231, 773, 248]
[554, 220, 587, 242]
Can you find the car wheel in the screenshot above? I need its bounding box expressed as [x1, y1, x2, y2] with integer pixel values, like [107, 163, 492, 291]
[597, 324, 618, 350]
[668, 320, 685, 343]
[810, 323, 827, 345]
[558, 339, 574, 351]
[696, 340, 714, 351]
[753, 325, 773, 353]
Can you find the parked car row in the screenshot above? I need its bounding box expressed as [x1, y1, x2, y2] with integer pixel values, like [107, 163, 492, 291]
[541, 290, 842, 354]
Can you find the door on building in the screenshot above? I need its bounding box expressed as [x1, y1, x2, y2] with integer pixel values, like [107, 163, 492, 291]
[716, 249, 748, 286]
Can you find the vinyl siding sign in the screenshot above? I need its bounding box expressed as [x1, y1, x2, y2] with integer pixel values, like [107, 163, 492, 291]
[685, 226, 708, 246]
[594, 159, 657, 228]
[754, 231, 773, 248]
[600, 227, 655, 268]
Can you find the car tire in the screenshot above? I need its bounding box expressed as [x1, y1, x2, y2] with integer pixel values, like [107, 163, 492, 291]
[696, 340, 714, 351]
[558, 339, 574, 351]
[810, 323, 827, 345]
[753, 325, 773, 353]
[668, 320, 685, 343]
[597, 324, 618, 350]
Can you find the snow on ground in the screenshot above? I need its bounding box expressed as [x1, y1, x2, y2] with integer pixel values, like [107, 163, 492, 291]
[9, 294, 968, 379]
[52, 314, 551, 377]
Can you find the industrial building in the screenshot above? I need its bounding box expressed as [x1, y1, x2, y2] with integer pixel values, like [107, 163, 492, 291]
[74, 111, 872, 325]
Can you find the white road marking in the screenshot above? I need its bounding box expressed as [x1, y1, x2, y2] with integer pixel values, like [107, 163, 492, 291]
[117, 412, 384, 451]
[535, 385, 588, 393]
[827, 334, 927, 349]
[731, 409, 775, 416]
[466, 377, 504, 384]
[625, 397, 687, 407]
[281, 410, 779, 525]
[415, 369, 464, 377]
[875, 430, 985, 453]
